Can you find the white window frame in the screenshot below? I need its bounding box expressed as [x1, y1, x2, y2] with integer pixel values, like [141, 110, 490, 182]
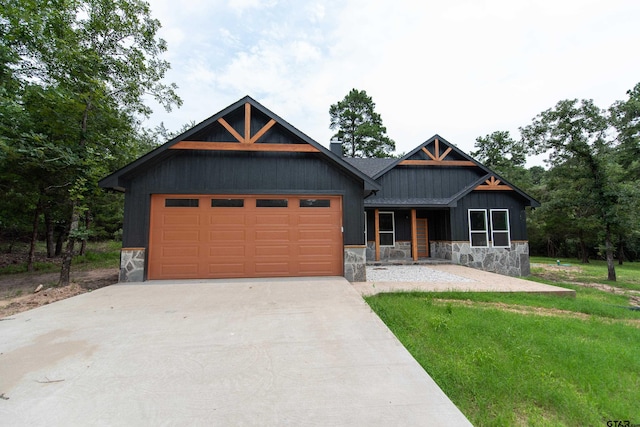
[468, 209, 489, 248]
[490, 209, 511, 248]
[364, 211, 368, 242]
[378, 211, 395, 247]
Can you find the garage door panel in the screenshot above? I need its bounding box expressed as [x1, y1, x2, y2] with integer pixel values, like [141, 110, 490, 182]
[255, 214, 291, 226]
[160, 264, 200, 276]
[255, 229, 290, 241]
[162, 230, 201, 242]
[298, 229, 336, 241]
[210, 230, 245, 242]
[254, 245, 290, 256]
[162, 214, 200, 226]
[207, 262, 247, 276]
[299, 245, 334, 256]
[208, 214, 247, 225]
[161, 246, 199, 257]
[149, 194, 342, 280]
[254, 262, 291, 275]
[298, 213, 336, 225]
[209, 246, 245, 257]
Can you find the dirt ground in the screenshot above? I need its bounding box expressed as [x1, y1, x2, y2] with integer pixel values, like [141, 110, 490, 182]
[0, 268, 118, 318]
[1, 262, 637, 319]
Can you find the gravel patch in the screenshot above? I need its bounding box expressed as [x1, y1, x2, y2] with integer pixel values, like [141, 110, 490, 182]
[366, 265, 475, 283]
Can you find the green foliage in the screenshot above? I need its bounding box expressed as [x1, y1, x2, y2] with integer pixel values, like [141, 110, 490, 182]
[366, 291, 640, 425]
[472, 130, 527, 182]
[0, 240, 121, 275]
[329, 89, 396, 158]
[477, 84, 640, 265]
[0, 0, 181, 279]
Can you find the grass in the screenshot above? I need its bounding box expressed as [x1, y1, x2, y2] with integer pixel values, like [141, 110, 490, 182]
[0, 240, 121, 275]
[530, 256, 640, 292]
[365, 261, 640, 426]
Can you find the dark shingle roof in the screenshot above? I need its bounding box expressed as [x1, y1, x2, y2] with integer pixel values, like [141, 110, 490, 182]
[342, 158, 397, 178]
[363, 197, 457, 207]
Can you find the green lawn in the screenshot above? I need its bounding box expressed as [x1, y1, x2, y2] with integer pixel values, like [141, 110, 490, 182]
[530, 256, 640, 292]
[365, 264, 640, 426]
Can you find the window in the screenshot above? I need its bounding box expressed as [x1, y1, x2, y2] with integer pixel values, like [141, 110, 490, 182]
[211, 199, 244, 207]
[490, 209, 511, 248]
[299, 199, 331, 208]
[165, 198, 199, 207]
[379, 212, 395, 246]
[468, 209, 488, 247]
[256, 199, 288, 207]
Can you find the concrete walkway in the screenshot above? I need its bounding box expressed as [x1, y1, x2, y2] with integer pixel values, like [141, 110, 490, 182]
[0, 277, 471, 426]
[353, 264, 575, 296]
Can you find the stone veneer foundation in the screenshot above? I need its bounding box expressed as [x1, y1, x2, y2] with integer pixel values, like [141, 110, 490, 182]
[344, 246, 367, 282]
[119, 248, 145, 282]
[119, 247, 366, 282]
[366, 241, 412, 261]
[431, 240, 530, 277]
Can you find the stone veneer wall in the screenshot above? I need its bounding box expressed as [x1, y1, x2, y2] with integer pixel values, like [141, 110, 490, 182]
[344, 246, 367, 282]
[431, 240, 530, 276]
[365, 241, 412, 261]
[120, 248, 145, 282]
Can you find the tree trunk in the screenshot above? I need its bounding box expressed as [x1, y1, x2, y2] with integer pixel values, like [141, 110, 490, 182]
[618, 238, 625, 266]
[59, 205, 79, 286]
[44, 206, 56, 258]
[546, 237, 555, 258]
[27, 199, 43, 272]
[578, 237, 589, 264]
[605, 225, 616, 281]
[55, 224, 67, 256]
[79, 209, 91, 256]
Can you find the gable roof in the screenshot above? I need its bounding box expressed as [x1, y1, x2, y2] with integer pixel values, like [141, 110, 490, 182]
[99, 95, 380, 192]
[342, 157, 396, 177]
[345, 134, 540, 207]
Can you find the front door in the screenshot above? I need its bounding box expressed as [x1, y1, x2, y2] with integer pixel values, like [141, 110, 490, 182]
[416, 218, 429, 258]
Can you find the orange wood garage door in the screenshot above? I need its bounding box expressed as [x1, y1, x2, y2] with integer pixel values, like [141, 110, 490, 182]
[148, 194, 343, 279]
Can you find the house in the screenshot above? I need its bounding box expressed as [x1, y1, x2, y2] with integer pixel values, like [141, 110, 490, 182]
[99, 96, 539, 283]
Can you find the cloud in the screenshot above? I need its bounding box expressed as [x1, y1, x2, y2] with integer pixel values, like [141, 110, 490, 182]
[144, 0, 640, 164]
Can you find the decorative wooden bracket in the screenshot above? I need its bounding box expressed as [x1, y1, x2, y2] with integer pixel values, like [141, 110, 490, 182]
[399, 139, 475, 166]
[217, 103, 276, 144]
[475, 176, 513, 191]
[422, 138, 452, 161]
[169, 102, 321, 153]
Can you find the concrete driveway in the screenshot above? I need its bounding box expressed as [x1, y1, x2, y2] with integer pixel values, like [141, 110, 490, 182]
[0, 277, 471, 426]
[354, 264, 575, 296]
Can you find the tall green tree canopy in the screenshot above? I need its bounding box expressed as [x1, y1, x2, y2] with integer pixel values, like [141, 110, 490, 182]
[0, 0, 181, 282]
[329, 89, 395, 158]
[520, 99, 619, 280]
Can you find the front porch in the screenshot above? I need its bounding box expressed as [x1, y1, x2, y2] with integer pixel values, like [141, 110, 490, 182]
[365, 208, 531, 277]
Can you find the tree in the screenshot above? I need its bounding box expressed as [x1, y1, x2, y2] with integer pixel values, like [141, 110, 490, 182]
[329, 89, 395, 158]
[610, 83, 640, 262]
[520, 99, 619, 281]
[471, 130, 529, 188]
[1, 0, 181, 284]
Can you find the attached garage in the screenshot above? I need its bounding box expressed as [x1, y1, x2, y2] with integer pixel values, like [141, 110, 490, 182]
[99, 96, 378, 282]
[148, 194, 343, 279]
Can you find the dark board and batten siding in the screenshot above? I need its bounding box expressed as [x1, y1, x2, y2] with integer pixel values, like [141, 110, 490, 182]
[370, 166, 485, 201]
[121, 150, 365, 248]
[452, 192, 529, 241]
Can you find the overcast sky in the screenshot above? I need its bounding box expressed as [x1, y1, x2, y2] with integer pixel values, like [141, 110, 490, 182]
[143, 0, 640, 165]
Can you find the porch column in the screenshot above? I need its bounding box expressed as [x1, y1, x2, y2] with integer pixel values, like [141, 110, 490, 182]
[411, 209, 418, 261]
[374, 208, 380, 261]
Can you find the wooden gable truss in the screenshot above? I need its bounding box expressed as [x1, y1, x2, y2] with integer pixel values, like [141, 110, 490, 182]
[171, 103, 319, 153]
[399, 138, 475, 167]
[474, 175, 513, 191]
